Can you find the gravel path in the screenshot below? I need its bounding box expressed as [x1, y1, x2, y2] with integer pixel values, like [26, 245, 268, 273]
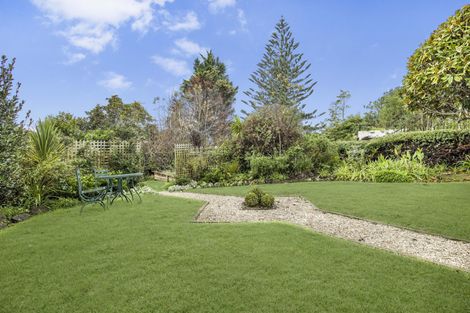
[159, 191, 470, 271]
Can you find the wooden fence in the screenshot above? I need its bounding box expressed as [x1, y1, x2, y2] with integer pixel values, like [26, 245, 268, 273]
[66, 140, 142, 168]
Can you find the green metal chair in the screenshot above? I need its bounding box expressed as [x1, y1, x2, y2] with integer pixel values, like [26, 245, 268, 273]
[76, 168, 108, 214]
[126, 176, 142, 203]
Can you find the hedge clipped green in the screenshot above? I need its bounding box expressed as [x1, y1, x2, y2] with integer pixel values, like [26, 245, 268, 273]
[340, 130, 470, 165]
[244, 188, 275, 209]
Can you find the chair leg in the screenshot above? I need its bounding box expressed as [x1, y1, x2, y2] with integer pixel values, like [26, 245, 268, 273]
[80, 202, 86, 215]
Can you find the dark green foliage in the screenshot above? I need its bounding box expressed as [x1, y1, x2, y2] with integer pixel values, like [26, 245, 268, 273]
[244, 192, 259, 207]
[337, 130, 470, 166]
[286, 134, 339, 177]
[364, 129, 470, 165]
[0, 56, 30, 206]
[108, 142, 143, 173]
[175, 176, 191, 186]
[260, 193, 275, 208]
[85, 95, 154, 140]
[248, 155, 288, 180]
[243, 17, 321, 124]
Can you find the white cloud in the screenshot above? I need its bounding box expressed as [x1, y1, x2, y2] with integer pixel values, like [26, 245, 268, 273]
[98, 72, 132, 90]
[237, 9, 247, 29]
[173, 38, 208, 56]
[161, 11, 201, 31]
[208, 0, 236, 13]
[151, 55, 190, 76]
[62, 48, 86, 64]
[31, 0, 173, 53]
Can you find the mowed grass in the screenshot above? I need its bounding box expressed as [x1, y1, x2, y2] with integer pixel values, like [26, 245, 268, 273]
[0, 194, 469, 313]
[192, 181, 470, 241]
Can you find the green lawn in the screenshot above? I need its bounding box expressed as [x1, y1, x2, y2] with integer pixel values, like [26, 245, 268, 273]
[192, 181, 470, 241]
[0, 194, 469, 312]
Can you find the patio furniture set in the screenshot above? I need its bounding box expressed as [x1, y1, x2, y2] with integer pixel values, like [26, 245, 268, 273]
[76, 168, 143, 213]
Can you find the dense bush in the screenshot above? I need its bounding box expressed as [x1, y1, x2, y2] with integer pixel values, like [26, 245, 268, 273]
[337, 130, 470, 166]
[286, 135, 339, 177]
[0, 56, 30, 207]
[244, 188, 275, 209]
[364, 129, 470, 165]
[240, 104, 303, 156]
[108, 142, 144, 173]
[244, 192, 259, 207]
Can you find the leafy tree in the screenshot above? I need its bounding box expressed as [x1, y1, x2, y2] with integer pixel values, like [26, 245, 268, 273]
[328, 90, 351, 124]
[402, 5, 470, 121]
[47, 112, 86, 143]
[243, 17, 320, 124]
[180, 51, 237, 146]
[0, 56, 30, 206]
[364, 88, 410, 129]
[86, 95, 154, 140]
[325, 115, 368, 141]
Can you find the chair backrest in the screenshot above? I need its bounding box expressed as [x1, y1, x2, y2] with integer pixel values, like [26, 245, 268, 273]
[75, 168, 84, 195]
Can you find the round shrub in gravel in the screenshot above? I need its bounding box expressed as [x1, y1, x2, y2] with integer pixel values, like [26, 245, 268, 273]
[244, 192, 259, 207]
[260, 193, 275, 208]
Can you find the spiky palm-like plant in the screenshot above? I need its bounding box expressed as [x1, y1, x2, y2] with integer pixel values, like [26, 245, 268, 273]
[26, 119, 65, 206]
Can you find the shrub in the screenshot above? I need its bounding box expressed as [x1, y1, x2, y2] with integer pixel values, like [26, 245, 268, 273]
[244, 192, 259, 207]
[244, 188, 275, 208]
[364, 129, 470, 165]
[260, 193, 275, 208]
[240, 104, 302, 156]
[284, 135, 339, 178]
[248, 154, 288, 180]
[175, 176, 191, 186]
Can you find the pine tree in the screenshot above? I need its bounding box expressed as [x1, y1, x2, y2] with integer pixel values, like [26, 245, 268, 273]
[180, 51, 238, 146]
[0, 55, 31, 206]
[328, 89, 351, 124]
[243, 17, 319, 124]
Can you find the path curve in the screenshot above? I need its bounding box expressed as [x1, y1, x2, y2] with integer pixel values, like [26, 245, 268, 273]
[159, 191, 470, 271]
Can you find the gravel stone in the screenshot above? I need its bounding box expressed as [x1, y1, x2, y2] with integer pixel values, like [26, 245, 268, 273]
[160, 191, 470, 271]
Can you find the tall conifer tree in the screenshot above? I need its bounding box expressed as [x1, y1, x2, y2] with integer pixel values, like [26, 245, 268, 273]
[243, 17, 320, 124]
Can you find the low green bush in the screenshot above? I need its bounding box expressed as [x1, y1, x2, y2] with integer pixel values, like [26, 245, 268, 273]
[260, 193, 275, 208]
[244, 192, 259, 207]
[244, 188, 275, 209]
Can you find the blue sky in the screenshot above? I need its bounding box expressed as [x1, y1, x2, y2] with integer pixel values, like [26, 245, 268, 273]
[1, 0, 467, 123]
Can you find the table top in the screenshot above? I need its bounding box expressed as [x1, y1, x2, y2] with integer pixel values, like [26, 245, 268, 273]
[96, 172, 143, 179]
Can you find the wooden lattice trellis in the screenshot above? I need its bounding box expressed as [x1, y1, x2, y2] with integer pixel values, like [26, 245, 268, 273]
[174, 144, 212, 178]
[66, 140, 142, 168]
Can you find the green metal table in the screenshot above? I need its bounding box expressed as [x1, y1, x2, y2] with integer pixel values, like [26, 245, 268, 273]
[96, 172, 143, 204]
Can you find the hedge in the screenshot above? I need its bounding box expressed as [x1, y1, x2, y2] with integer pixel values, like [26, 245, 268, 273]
[339, 129, 470, 165]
